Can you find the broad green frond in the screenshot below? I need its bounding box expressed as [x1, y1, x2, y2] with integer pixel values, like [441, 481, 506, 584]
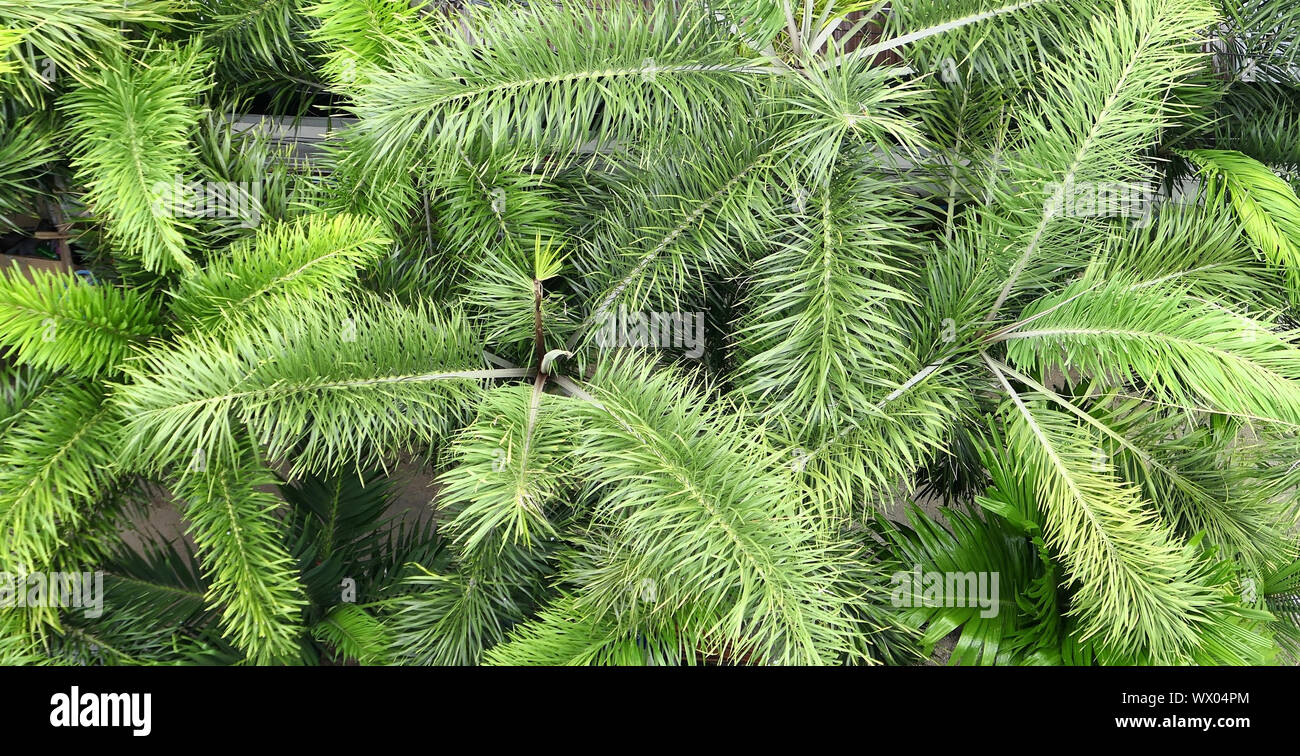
[973, 448, 1095, 665]
[102, 537, 217, 634]
[1258, 557, 1300, 662]
[870, 504, 1040, 665]
[50, 547, 227, 664]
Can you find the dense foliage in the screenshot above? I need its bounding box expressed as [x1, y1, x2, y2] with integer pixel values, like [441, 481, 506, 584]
[0, 0, 1299, 665]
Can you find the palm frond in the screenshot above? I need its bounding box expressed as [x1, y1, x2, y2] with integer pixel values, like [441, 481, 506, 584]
[863, 0, 1089, 87]
[383, 556, 549, 665]
[977, 0, 1217, 319]
[1100, 196, 1289, 309]
[483, 593, 704, 666]
[0, 0, 177, 101]
[562, 355, 861, 665]
[1184, 148, 1300, 304]
[281, 467, 396, 565]
[733, 163, 919, 438]
[342, 0, 774, 173]
[999, 276, 1300, 427]
[0, 113, 52, 227]
[990, 365, 1265, 663]
[311, 603, 390, 665]
[869, 504, 1041, 665]
[436, 384, 576, 553]
[306, 0, 431, 90]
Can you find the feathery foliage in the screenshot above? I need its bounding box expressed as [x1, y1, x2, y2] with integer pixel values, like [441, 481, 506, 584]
[171, 448, 306, 664]
[3, 0, 1300, 668]
[0, 267, 161, 376]
[169, 213, 391, 331]
[60, 40, 212, 274]
[1184, 148, 1300, 304]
